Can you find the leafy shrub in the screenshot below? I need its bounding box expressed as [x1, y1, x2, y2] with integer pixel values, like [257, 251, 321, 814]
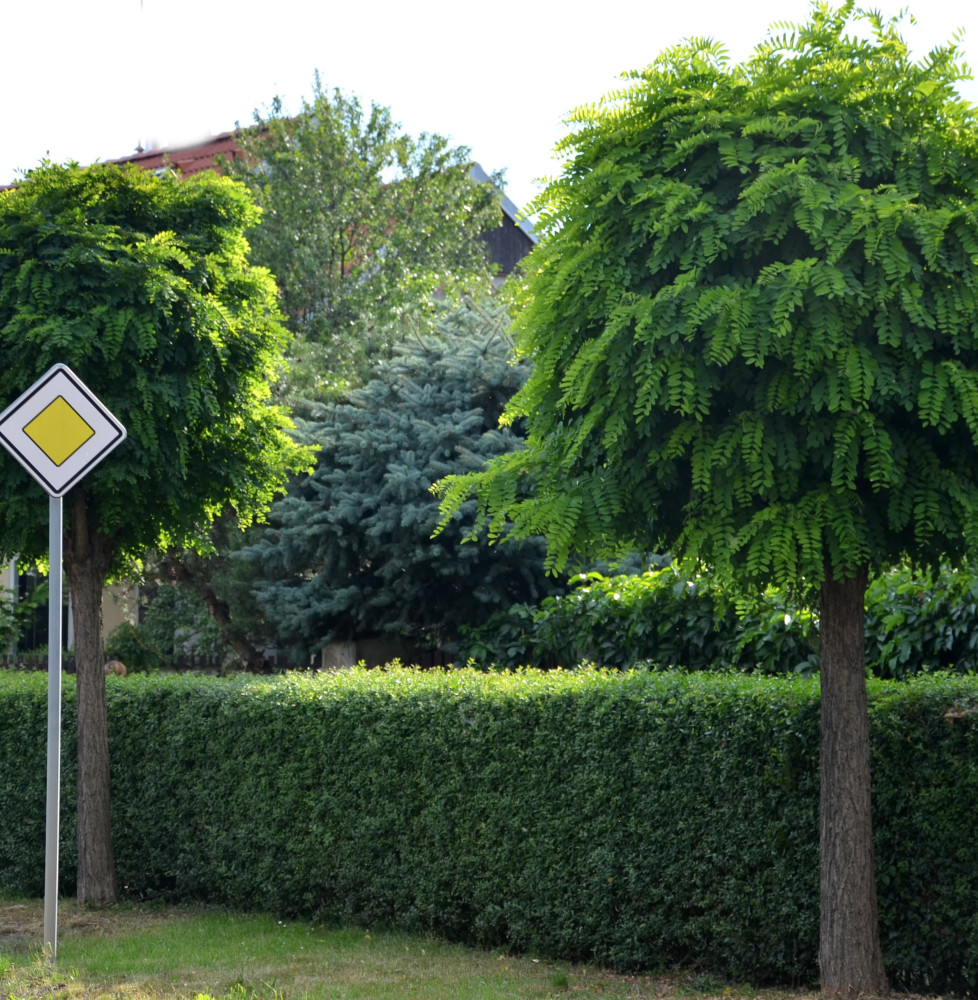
[105, 583, 225, 673]
[462, 563, 978, 679]
[1, 668, 976, 992]
[864, 564, 978, 677]
[459, 568, 819, 674]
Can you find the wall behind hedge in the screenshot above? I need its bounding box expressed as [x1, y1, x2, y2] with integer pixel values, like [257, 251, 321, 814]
[0, 668, 975, 992]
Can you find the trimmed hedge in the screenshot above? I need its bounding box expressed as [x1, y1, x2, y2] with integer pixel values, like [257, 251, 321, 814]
[0, 672, 78, 890]
[1, 668, 976, 992]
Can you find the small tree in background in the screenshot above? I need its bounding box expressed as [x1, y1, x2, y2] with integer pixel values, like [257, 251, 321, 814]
[105, 579, 225, 672]
[246, 304, 559, 661]
[0, 162, 313, 904]
[107, 525, 272, 674]
[226, 77, 502, 405]
[436, 4, 978, 992]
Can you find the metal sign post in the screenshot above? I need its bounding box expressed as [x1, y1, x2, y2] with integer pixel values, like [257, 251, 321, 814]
[44, 496, 62, 958]
[0, 364, 125, 963]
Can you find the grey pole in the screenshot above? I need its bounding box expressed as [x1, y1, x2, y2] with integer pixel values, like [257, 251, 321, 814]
[7, 558, 16, 655]
[43, 494, 63, 963]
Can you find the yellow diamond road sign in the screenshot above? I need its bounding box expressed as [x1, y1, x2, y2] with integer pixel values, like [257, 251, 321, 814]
[24, 397, 96, 466]
[0, 364, 126, 497]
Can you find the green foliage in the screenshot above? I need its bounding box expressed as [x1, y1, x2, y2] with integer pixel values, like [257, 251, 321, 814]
[226, 76, 501, 401]
[459, 567, 818, 673]
[105, 583, 224, 672]
[871, 675, 978, 993]
[145, 513, 280, 672]
[435, 4, 978, 589]
[0, 671, 77, 892]
[0, 161, 314, 570]
[463, 561, 978, 677]
[0, 580, 50, 653]
[245, 304, 559, 659]
[864, 562, 978, 677]
[1, 668, 976, 991]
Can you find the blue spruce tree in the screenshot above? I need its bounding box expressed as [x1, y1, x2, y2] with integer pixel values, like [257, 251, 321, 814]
[246, 304, 559, 661]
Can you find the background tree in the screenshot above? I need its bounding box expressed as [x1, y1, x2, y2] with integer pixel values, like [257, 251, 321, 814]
[226, 78, 502, 405]
[246, 303, 559, 662]
[156, 82, 507, 663]
[105, 574, 226, 671]
[436, 4, 978, 992]
[0, 162, 313, 904]
[108, 522, 273, 674]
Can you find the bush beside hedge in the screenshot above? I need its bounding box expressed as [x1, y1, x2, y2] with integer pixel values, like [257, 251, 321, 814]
[1, 668, 976, 992]
[458, 564, 978, 677]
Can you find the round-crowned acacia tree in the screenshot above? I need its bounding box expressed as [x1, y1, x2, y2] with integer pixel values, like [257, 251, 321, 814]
[436, 4, 978, 992]
[0, 162, 313, 904]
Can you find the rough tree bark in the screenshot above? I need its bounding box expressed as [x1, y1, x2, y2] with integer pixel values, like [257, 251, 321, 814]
[64, 487, 118, 906]
[819, 565, 887, 996]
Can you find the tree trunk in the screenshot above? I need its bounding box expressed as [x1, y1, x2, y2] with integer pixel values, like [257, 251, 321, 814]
[65, 487, 118, 906]
[162, 552, 273, 673]
[819, 565, 887, 996]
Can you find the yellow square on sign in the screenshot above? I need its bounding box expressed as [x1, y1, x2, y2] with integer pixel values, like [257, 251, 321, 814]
[23, 395, 96, 467]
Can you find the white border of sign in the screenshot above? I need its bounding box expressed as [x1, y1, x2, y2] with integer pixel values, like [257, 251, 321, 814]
[0, 364, 126, 498]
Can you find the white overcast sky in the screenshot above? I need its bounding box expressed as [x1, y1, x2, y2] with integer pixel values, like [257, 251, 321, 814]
[2, 0, 978, 215]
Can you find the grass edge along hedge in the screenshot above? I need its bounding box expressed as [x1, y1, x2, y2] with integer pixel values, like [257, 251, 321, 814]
[1, 667, 976, 994]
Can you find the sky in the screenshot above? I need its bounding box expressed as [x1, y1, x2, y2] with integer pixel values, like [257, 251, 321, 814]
[3, 0, 978, 216]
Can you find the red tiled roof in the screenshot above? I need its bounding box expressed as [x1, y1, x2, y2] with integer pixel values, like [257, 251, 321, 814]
[105, 131, 243, 176]
[0, 133, 241, 192]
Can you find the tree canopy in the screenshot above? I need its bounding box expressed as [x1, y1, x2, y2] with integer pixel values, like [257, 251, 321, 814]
[437, 3, 978, 588]
[435, 4, 978, 992]
[226, 78, 502, 400]
[0, 160, 313, 904]
[0, 161, 310, 570]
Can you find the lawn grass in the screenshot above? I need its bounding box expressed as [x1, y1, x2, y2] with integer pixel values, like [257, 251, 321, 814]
[0, 896, 819, 1000]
